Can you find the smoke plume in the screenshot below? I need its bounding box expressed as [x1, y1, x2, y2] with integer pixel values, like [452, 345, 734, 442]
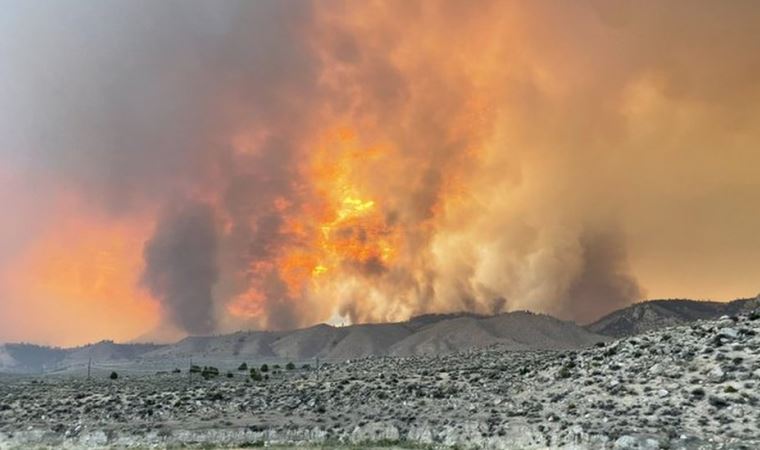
[142, 202, 218, 334]
[1, 1, 760, 344]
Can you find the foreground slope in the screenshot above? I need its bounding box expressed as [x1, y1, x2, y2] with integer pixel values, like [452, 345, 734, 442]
[2, 309, 759, 448]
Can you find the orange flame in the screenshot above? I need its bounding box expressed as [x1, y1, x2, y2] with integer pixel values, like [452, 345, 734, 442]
[228, 127, 404, 323]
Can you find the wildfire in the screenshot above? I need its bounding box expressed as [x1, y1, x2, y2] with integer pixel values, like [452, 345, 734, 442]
[228, 127, 403, 324]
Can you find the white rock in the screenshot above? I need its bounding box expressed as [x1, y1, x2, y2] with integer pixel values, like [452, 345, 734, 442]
[647, 364, 663, 376]
[708, 366, 725, 382]
[720, 327, 739, 339]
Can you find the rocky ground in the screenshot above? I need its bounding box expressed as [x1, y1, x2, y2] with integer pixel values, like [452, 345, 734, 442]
[1, 312, 760, 449]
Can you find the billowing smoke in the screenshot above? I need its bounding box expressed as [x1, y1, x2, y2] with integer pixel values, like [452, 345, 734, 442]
[2, 0, 760, 344]
[556, 230, 642, 324]
[142, 202, 218, 334]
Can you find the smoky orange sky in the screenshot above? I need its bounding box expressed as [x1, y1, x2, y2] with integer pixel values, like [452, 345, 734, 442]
[1, 1, 759, 346]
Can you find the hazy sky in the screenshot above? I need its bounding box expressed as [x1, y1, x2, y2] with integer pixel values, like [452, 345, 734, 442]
[1, 1, 759, 346]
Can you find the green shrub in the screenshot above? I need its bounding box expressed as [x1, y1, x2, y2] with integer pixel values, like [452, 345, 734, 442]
[250, 368, 263, 382]
[238, 362, 248, 371]
[260, 364, 269, 373]
[190, 365, 202, 374]
[286, 362, 295, 370]
[201, 366, 220, 379]
[109, 371, 118, 380]
[557, 366, 572, 379]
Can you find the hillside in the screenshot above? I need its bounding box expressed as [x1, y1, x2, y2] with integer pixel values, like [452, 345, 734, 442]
[389, 311, 605, 356]
[0, 311, 603, 374]
[7, 297, 758, 374]
[144, 311, 602, 362]
[587, 296, 760, 337]
[0, 344, 67, 374]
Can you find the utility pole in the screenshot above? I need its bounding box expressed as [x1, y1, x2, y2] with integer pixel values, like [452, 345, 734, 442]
[188, 358, 192, 386]
[87, 357, 91, 380]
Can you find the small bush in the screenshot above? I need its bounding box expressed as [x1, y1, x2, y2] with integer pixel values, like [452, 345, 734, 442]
[189, 365, 202, 374]
[250, 369, 263, 382]
[286, 362, 295, 370]
[260, 364, 269, 373]
[302, 364, 311, 370]
[201, 366, 220, 379]
[109, 371, 119, 380]
[172, 368, 181, 374]
[238, 362, 248, 371]
[272, 364, 281, 370]
[556, 367, 572, 379]
[226, 372, 234, 378]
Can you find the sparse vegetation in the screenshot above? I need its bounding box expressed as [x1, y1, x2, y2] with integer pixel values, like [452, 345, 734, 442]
[260, 364, 269, 373]
[238, 362, 248, 371]
[4, 302, 760, 448]
[109, 371, 118, 380]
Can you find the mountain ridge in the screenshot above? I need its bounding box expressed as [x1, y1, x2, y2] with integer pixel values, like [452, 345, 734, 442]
[586, 296, 760, 337]
[0, 310, 600, 374]
[3, 296, 758, 374]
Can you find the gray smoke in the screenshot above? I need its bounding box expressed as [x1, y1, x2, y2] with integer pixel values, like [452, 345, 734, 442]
[558, 230, 643, 324]
[142, 202, 218, 334]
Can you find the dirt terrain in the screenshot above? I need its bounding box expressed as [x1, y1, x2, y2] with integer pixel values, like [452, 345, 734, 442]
[1, 312, 759, 449]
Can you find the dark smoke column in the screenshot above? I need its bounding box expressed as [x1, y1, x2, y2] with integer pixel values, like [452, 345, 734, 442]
[142, 201, 219, 335]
